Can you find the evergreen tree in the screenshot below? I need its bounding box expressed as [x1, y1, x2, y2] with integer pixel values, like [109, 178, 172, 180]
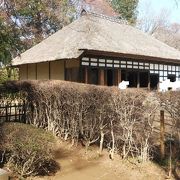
[0, 18, 23, 65]
[110, 0, 139, 24]
[0, 0, 74, 64]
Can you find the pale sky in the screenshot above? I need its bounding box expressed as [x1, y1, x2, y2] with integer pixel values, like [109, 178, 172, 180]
[138, 0, 180, 23]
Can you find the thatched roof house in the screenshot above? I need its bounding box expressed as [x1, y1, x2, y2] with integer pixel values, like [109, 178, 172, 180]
[12, 13, 180, 89]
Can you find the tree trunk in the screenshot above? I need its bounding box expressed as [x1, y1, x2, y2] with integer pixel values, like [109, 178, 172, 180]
[160, 110, 165, 160]
[99, 129, 104, 155]
[110, 128, 115, 160]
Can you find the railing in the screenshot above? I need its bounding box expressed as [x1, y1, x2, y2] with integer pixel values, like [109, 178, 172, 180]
[0, 100, 26, 123]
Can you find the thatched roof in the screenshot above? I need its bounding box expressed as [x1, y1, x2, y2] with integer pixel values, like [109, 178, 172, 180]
[12, 14, 180, 66]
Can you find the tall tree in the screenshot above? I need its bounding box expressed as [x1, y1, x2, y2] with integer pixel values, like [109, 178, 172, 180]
[0, 0, 74, 65]
[153, 24, 180, 51]
[1, 0, 74, 44]
[137, 8, 170, 35]
[0, 0, 75, 81]
[109, 0, 139, 24]
[0, 17, 24, 65]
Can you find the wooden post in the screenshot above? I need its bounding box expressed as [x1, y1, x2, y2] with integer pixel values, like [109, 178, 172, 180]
[114, 69, 121, 86]
[49, 62, 51, 80]
[15, 103, 17, 122]
[23, 100, 26, 123]
[99, 69, 104, 85]
[35, 64, 37, 80]
[104, 69, 107, 86]
[113, 69, 117, 86]
[125, 71, 128, 81]
[27, 64, 28, 80]
[5, 105, 8, 122]
[117, 69, 121, 85]
[148, 72, 150, 90]
[85, 67, 88, 84]
[160, 110, 165, 160]
[137, 72, 140, 88]
[18, 103, 21, 122]
[157, 82, 160, 91]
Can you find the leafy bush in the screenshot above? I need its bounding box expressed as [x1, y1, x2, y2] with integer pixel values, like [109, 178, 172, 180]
[0, 122, 58, 177]
[0, 68, 19, 84]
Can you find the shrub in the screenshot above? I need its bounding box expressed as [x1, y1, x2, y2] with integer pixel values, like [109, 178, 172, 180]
[0, 68, 19, 84]
[3, 80, 160, 161]
[2, 80, 180, 175]
[0, 122, 58, 177]
[158, 92, 180, 162]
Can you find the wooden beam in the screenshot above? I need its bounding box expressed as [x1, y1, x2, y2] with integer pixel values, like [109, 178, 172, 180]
[99, 69, 104, 85]
[85, 67, 88, 84]
[85, 49, 180, 65]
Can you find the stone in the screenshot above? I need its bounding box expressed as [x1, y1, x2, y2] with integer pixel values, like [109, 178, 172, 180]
[0, 169, 10, 180]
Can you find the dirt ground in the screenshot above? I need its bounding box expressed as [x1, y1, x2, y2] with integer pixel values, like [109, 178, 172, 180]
[29, 140, 172, 180]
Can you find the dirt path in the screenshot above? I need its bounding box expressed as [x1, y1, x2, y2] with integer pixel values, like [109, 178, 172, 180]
[31, 141, 170, 180]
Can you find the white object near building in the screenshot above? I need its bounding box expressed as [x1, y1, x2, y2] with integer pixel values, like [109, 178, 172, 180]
[0, 169, 10, 180]
[159, 79, 180, 92]
[118, 81, 129, 90]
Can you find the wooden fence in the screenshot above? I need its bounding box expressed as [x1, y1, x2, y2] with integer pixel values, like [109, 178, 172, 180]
[0, 101, 26, 123]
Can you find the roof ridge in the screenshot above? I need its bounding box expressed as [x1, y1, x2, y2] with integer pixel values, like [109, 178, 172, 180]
[85, 11, 128, 25]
